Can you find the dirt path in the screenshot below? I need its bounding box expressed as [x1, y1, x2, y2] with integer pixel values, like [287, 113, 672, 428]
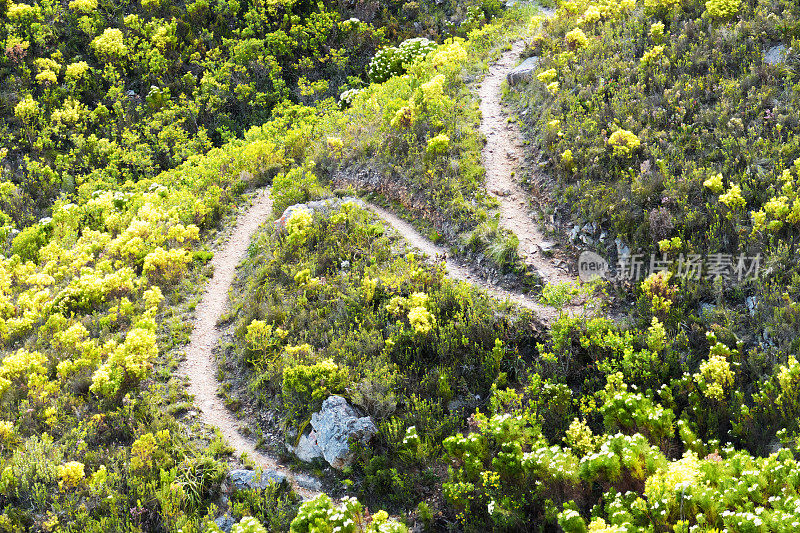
[367, 204, 562, 323]
[179, 33, 579, 503]
[179, 189, 323, 500]
[180, 192, 569, 501]
[478, 40, 574, 287]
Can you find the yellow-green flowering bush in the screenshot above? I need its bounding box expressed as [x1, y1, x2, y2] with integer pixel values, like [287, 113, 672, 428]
[719, 184, 746, 212]
[282, 359, 347, 420]
[644, 451, 700, 499]
[245, 320, 279, 354]
[537, 68, 558, 83]
[130, 429, 171, 471]
[580, 6, 602, 25]
[640, 45, 665, 66]
[564, 418, 597, 456]
[56, 461, 85, 490]
[286, 208, 313, 248]
[607, 129, 640, 158]
[703, 172, 724, 193]
[425, 133, 451, 160]
[68, 0, 97, 13]
[561, 149, 575, 171]
[6, 2, 40, 22]
[13, 95, 39, 125]
[565, 28, 589, 49]
[750, 167, 800, 233]
[0, 421, 13, 442]
[142, 247, 191, 284]
[426, 38, 468, 74]
[90, 327, 157, 397]
[408, 306, 435, 335]
[705, 0, 741, 19]
[694, 332, 736, 402]
[90, 28, 128, 62]
[407, 292, 435, 336]
[360, 275, 379, 301]
[649, 21, 666, 42]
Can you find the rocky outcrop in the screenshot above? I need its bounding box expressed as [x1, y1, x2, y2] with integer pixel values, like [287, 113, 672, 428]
[506, 57, 540, 86]
[292, 395, 377, 470]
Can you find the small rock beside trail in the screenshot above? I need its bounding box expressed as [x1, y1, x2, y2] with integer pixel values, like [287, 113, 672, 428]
[293, 395, 377, 470]
[491, 187, 512, 197]
[507, 56, 540, 86]
[228, 469, 286, 491]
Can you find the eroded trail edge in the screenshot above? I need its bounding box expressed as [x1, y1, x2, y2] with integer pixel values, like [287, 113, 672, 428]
[179, 189, 323, 499]
[479, 40, 574, 287]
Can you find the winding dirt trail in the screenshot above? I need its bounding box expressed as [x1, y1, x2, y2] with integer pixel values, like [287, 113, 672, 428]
[180, 193, 567, 502]
[180, 32, 578, 503]
[479, 40, 574, 287]
[179, 189, 323, 500]
[367, 204, 561, 322]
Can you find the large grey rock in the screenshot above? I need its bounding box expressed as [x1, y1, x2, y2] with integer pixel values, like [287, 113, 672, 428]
[293, 431, 323, 462]
[308, 395, 377, 470]
[228, 469, 286, 491]
[507, 57, 541, 86]
[275, 197, 365, 231]
[764, 44, 787, 66]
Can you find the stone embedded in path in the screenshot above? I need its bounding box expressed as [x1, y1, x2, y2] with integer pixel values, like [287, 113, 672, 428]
[507, 56, 541, 86]
[538, 241, 556, 253]
[228, 469, 286, 491]
[303, 395, 377, 470]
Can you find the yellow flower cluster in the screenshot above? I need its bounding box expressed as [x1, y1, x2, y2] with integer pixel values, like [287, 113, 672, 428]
[703, 172, 724, 193]
[68, 0, 96, 13]
[607, 129, 640, 158]
[696, 354, 734, 401]
[57, 461, 85, 490]
[428, 40, 468, 69]
[286, 208, 313, 247]
[705, 0, 741, 19]
[565, 28, 589, 48]
[644, 451, 700, 499]
[719, 184, 746, 211]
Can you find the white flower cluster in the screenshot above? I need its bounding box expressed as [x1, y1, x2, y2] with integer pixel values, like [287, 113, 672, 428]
[338, 87, 362, 109]
[367, 37, 437, 83]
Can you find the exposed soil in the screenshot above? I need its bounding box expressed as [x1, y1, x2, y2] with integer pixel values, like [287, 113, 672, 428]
[367, 203, 561, 323]
[478, 40, 575, 287]
[178, 189, 324, 500]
